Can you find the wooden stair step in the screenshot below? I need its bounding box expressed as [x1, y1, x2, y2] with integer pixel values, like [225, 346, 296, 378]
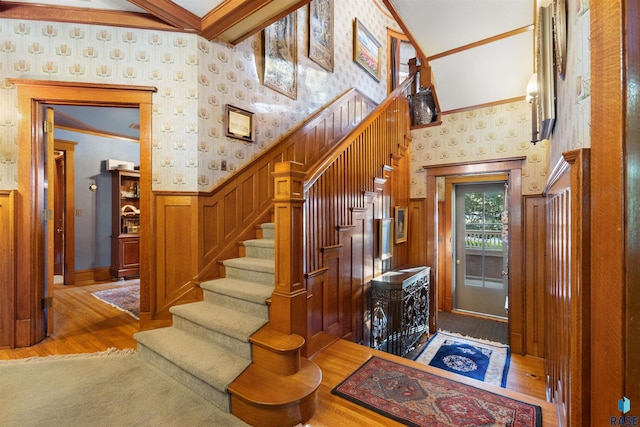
[228, 358, 322, 427]
[250, 325, 305, 375]
[250, 325, 305, 353]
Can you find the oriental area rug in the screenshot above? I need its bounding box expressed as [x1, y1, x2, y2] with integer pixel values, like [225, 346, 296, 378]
[332, 357, 541, 427]
[414, 332, 510, 387]
[91, 283, 140, 319]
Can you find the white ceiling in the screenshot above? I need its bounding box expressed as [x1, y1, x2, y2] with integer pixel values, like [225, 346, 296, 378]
[386, 0, 535, 112]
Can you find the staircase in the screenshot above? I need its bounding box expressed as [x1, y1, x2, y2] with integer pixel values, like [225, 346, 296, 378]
[134, 223, 320, 426]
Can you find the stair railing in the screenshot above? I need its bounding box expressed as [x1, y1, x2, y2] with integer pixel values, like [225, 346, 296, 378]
[271, 75, 416, 346]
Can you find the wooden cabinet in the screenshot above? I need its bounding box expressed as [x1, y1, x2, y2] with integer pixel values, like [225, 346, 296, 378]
[110, 169, 140, 278]
[370, 266, 430, 356]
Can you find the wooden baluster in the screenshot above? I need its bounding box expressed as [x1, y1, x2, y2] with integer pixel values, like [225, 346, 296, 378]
[271, 161, 308, 338]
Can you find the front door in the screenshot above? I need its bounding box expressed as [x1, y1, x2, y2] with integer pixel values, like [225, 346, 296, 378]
[453, 182, 508, 319]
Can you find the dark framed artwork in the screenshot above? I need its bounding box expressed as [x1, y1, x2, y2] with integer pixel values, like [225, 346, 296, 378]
[378, 218, 393, 260]
[264, 12, 298, 99]
[309, 0, 334, 72]
[224, 104, 255, 142]
[395, 206, 408, 243]
[353, 18, 381, 81]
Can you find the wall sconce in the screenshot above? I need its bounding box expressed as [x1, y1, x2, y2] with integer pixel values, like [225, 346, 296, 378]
[526, 73, 539, 145]
[89, 182, 98, 192]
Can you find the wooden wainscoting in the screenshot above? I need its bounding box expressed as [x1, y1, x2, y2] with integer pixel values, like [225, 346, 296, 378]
[523, 195, 545, 358]
[544, 149, 590, 427]
[408, 198, 428, 269]
[0, 191, 15, 348]
[150, 193, 201, 323]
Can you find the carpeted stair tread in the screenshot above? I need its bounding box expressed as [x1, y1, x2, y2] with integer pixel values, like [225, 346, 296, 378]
[228, 358, 322, 406]
[258, 223, 275, 239]
[223, 256, 274, 273]
[201, 277, 273, 304]
[170, 302, 267, 342]
[135, 327, 251, 392]
[242, 238, 274, 248]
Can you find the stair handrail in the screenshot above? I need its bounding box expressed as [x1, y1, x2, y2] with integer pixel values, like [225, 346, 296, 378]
[304, 76, 416, 190]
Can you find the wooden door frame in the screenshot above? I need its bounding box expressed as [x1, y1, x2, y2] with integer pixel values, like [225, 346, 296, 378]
[13, 80, 155, 347]
[624, 0, 640, 410]
[53, 139, 77, 285]
[424, 156, 525, 354]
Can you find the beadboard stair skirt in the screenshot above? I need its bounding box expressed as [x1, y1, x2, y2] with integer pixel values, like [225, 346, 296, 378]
[134, 223, 321, 426]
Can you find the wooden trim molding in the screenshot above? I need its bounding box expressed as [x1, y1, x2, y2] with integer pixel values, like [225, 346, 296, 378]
[0, 2, 185, 33]
[0, 191, 16, 348]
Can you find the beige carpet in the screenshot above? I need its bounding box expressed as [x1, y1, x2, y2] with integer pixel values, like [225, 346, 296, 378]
[0, 349, 249, 427]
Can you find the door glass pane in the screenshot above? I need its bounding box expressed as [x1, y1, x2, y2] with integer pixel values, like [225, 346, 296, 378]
[454, 183, 508, 318]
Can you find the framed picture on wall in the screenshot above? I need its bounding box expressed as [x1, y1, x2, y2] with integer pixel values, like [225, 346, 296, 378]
[224, 104, 255, 142]
[353, 18, 381, 81]
[309, 0, 334, 72]
[395, 206, 408, 243]
[378, 218, 393, 260]
[264, 12, 298, 99]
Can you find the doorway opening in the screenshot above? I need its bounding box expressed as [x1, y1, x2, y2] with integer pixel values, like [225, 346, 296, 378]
[453, 182, 508, 320]
[14, 80, 154, 347]
[425, 157, 525, 352]
[439, 181, 510, 345]
[46, 104, 141, 338]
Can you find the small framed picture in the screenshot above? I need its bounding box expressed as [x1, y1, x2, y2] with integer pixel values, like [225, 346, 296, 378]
[395, 206, 408, 243]
[224, 104, 255, 142]
[378, 218, 393, 260]
[353, 18, 381, 81]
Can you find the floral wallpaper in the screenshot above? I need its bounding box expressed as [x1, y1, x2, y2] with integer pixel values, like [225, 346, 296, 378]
[0, 0, 397, 191]
[410, 100, 549, 197]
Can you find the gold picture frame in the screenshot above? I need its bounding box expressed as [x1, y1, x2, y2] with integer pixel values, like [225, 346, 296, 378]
[309, 0, 334, 72]
[395, 206, 408, 243]
[264, 12, 298, 99]
[353, 18, 381, 81]
[378, 218, 393, 260]
[224, 104, 255, 142]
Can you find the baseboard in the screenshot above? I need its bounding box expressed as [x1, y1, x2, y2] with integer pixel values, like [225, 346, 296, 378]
[74, 267, 112, 284]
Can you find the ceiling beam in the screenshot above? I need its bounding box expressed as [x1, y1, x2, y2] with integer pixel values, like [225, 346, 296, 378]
[200, 0, 311, 44]
[127, 0, 201, 31]
[0, 2, 185, 33]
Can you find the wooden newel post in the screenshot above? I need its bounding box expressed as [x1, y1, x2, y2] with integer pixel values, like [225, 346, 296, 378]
[271, 161, 307, 339]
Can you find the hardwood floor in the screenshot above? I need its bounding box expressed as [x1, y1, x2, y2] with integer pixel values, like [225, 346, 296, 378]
[309, 339, 557, 427]
[0, 280, 138, 360]
[0, 281, 557, 426]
